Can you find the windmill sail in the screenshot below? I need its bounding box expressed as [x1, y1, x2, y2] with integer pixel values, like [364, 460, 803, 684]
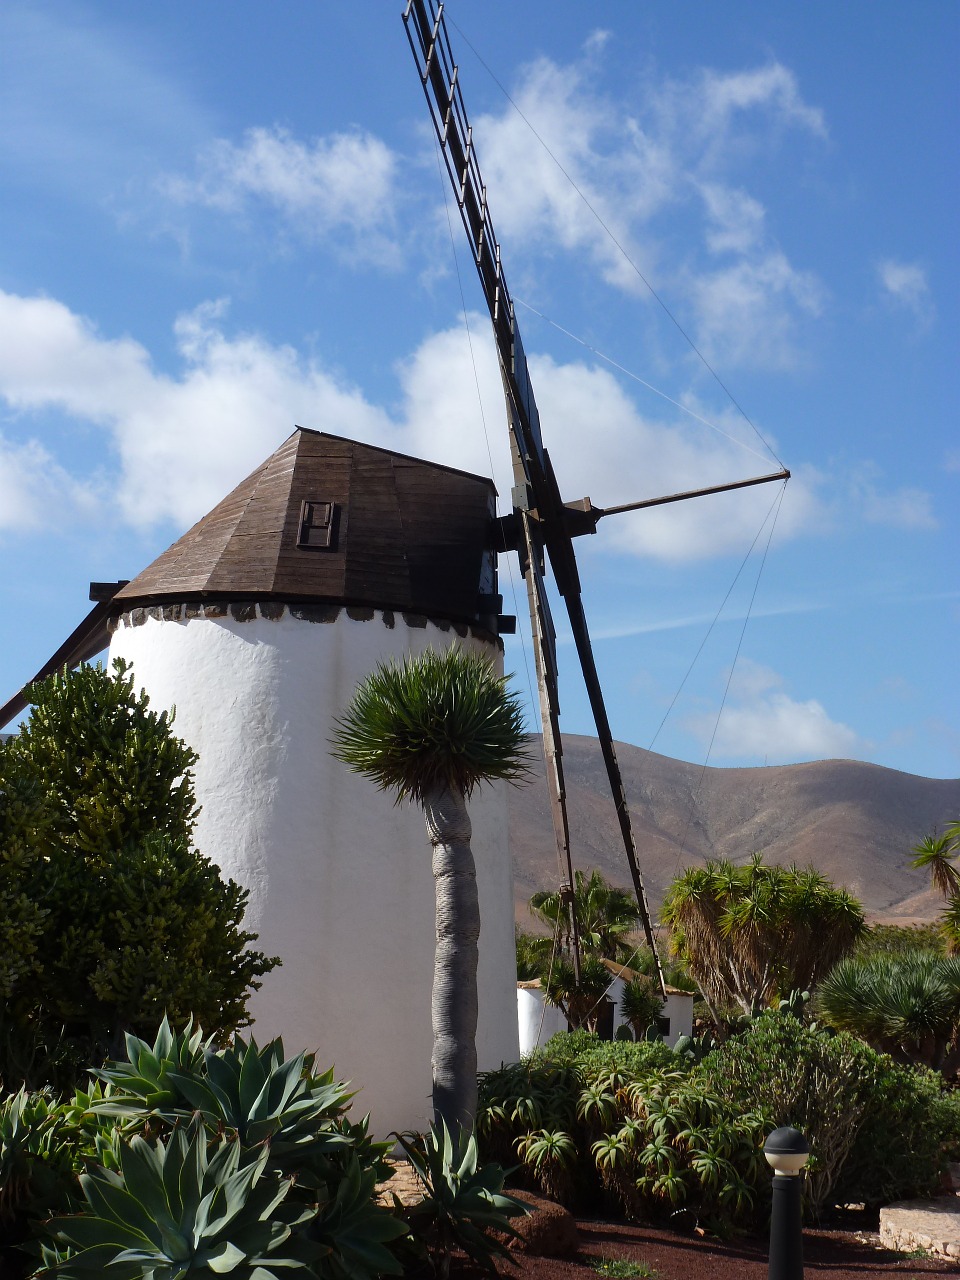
[404, 0, 666, 993]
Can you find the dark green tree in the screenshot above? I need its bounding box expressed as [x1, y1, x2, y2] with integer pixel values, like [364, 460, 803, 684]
[0, 660, 277, 1087]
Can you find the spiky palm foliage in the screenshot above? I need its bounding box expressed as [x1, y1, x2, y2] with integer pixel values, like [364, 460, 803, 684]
[910, 821, 960, 954]
[331, 646, 529, 1132]
[815, 952, 960, 1072]
[620, 976, 664, 1040]
[543, 956, 612, 1032]
[661, 854, 864, 1018]
[911, 829, 960, 899]
[529, 868, 642, 962]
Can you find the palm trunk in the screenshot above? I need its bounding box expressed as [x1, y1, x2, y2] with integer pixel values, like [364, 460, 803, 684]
[423, 784, 480, 1132]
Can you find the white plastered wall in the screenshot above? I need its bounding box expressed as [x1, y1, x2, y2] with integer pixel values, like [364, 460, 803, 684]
[110, 607, 520, 1136]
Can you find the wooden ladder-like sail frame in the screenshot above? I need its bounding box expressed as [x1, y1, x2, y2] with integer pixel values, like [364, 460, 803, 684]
[404, 0, 668, 992]
[404, 0, 789, 998]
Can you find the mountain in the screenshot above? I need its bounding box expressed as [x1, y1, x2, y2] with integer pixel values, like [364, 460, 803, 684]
[507, 736, 960, 927]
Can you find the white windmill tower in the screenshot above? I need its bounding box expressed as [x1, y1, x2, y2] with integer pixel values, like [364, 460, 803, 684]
[2, 429, 521, 1136]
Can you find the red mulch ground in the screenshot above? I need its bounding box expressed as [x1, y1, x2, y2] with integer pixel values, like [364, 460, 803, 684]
[503, 1217, 959, 1279]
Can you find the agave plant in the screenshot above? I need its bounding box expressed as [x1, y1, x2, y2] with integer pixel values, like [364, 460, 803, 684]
[96, 1021, 365, 1183]
[0, 1088, 76, 1233]
[92, 1015, 212, 1117]
[396, 1121, 527, 1279]
[41, 1125, 320, 1279]
[308, 1154, 407, 1280]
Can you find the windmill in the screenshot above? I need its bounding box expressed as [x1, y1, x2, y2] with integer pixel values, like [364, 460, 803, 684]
[403, 0, 789, 995]
[0, 6, 791, 1129]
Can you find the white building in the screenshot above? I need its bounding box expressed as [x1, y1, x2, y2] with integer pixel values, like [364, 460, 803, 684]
[517, 959, 694, 1056]
[104, 428, 521, 1136]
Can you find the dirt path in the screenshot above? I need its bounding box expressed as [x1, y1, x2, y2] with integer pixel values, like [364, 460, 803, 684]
[509, 1218, 959, 1279]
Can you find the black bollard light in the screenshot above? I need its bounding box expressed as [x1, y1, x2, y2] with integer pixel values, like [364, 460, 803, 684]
[764, 1126, 809, 1280]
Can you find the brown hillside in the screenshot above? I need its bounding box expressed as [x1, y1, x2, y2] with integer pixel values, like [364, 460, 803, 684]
[507, 736, 960, 928]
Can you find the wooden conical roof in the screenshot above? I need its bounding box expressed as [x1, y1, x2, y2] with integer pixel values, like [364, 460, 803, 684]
[113, 429, 497, 623]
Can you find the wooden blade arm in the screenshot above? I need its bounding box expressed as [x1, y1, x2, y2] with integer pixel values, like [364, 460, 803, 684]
[562, 590, 668, 999]
[404, 0, 547, 493]
[519, 512, 582, 983]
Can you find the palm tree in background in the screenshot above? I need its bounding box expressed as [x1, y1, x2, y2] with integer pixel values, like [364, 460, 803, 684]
[331, 646, 529, 1132]
[911, 822, 960, 953]
[529, 868, 643, 963]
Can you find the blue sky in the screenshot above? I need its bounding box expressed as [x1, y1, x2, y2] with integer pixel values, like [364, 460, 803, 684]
[1, 1, 956, 779]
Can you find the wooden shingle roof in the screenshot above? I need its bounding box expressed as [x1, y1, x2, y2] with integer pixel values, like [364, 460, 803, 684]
[113, 429, 497, 623]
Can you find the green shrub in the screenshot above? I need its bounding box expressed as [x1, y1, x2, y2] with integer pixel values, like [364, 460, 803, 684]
[698, 1012, 956, 1213]
[0, 661, 277, 1090]
[478, 1031, 767, 1229]
[855, 923, 946, 959]
[814, 952, 960, 1072]
[481, 1021, 958, 1229]
[533, 1030, 679, 1076]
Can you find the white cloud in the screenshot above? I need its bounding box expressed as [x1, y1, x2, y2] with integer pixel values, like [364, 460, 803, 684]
[163, 125, 401, 265]
[685, 659, 860, 763]
[0, 291, 933, 568]
[466, 48, 827, 366]
[877, 259, 933, 323]
[394, 322, 823, 561]
[849, 464, 937, 531]
[0, 433, 96, 531]
[697, 65, 827, 139]
[699, 183, 766, 255]
[689, 251, 823, 368]
[944, 448, 960, 475]
[0, 289, 809, 557]
[0, 289, 390, 529]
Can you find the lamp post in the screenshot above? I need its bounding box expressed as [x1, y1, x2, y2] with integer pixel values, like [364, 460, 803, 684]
[764, 1126, 809, 1280]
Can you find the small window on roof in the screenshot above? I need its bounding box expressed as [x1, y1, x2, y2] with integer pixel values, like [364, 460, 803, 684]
[297, 500, 337, 550]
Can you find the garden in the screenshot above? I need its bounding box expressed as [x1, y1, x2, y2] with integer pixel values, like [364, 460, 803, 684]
[1, 655, 959, 1277]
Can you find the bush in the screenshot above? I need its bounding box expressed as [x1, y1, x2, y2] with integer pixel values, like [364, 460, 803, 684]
[533, 1031, 679, 1076]
[0, 661, 277, 1089]
[478, 1031, 768, 1229]
[855, 923, 946, 959]
[814, 952, 960, 1072]
[479, 1021, 960, 1230]
[698, 1012, 957, 1213]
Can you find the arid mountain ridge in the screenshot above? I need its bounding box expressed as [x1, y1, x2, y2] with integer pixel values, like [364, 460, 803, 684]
[507, 735, 960, 928]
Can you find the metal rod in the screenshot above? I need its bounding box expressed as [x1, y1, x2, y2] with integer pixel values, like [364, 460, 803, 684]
[598, 469, 790, 518]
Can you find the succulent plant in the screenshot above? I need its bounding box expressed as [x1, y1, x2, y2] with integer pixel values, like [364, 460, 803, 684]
[92, 1015, 212, 1117]
[396, 1121, 527, 1277]
[41, 1124, 320, 1279]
